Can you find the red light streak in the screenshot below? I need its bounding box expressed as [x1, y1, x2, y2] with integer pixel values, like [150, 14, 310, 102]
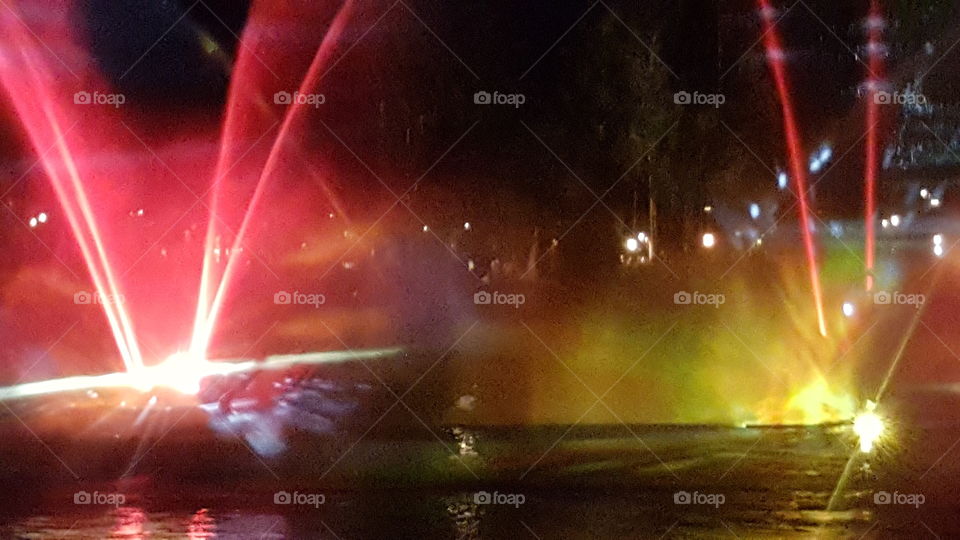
[758, 0, 828, 337]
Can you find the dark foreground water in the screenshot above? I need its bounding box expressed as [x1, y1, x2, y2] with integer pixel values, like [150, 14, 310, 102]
[2, 417, 960, 539]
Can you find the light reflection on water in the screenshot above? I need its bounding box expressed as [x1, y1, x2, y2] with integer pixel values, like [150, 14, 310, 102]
[12, 509, 285, 539]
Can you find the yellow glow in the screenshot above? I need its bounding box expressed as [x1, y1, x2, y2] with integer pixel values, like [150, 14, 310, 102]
[781, 379, 856, 425]
[853, 402, 885, 453]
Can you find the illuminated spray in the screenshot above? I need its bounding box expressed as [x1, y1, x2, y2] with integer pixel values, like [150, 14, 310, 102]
[192, 0, 358, 360]
[0, 8, 143, 371]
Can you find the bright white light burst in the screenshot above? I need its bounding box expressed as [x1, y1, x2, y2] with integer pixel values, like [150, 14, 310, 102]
[853, 404, 885, 453]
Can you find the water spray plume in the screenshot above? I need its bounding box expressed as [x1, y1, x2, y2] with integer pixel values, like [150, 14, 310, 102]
[197, 0, 358, 357]
[0, 10, 143, 372]
[757, 0, 828, 337]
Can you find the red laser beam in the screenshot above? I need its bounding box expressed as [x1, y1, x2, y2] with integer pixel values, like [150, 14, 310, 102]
[758, 0, 828, 337]
[863, 1, 885, 292]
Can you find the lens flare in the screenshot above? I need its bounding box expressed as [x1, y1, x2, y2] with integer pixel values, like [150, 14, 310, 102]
[853, 404, 885, 453]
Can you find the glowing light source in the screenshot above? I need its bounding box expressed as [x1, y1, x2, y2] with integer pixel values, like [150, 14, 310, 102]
[934, 244, 944, 257]
[637, 231, 647, 242]
[777, 171, 788, 190]
[134, 352, 206, 395]
[933, 234, 943, 246]
[930, 198, 941, 208]
[920, 188, 929, 199]
[37, 212, 48, 223]
[624, 237, 640, 253]
[819, 144, 833, 163]
[28, 216, 38, 228]
[842, 302, 855, 317]
[463, 222, 471, 230]
[749, 203, 760, 220]
[853, 402, 885, 453]
[702, 232, 716, 249]
[890, 214, 901, 227]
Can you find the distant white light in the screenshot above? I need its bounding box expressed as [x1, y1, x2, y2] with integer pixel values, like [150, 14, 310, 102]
[810, 159, 823, 173]
[702, 232, 716, 249]
[37, 212, 48, 223]
[624, 237, 640, 253]
[463, 222, 471, 230]
[881, 218, 889, 229]
[930, 198, 941, 208]
[422, 225, 429, 233]
[819, 145, 832, 163]
[637, 232, 647, 243]
[777, 171, 788, 190]
[842, 302, 855, 318]
[28, 216, 37, 228]
[934, 234, 944, 246]
[920, 188, 929, 199]
[704, 205, 713, 213]
[890, 214, 901, 227]
[749, 203, 760, 220]
[934, 244, 945, 257]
